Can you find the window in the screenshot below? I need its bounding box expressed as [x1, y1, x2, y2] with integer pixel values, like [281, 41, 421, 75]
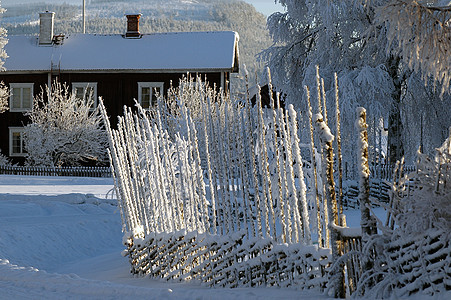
[10, 83, 34, 112]
[138, 82, 164, 109]
[9, 127, 26, 157]
[72, 82, 98, 109]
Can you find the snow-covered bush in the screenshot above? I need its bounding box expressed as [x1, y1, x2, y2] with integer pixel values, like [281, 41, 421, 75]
[356, 132, 451, 298]
[0, 152, 12, 166]
[24, 82, 108, 167]
[396, 131, 451, 233]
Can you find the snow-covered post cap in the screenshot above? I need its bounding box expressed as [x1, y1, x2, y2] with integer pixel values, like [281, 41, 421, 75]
[313, 113, 334, 143]
[355, 107, 368, 131]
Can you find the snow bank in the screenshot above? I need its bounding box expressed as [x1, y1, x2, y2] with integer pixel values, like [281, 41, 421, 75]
[0, 175, 328, 299]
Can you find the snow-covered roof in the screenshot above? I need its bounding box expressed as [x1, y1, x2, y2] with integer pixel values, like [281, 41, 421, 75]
[3, 31, 239, 73]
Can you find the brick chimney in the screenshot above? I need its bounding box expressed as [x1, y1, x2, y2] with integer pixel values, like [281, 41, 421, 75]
[39, 11, 55, 45]
[125, 14, 142, 38]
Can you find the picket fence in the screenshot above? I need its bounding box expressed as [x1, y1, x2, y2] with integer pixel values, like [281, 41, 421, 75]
[0, 165, 111, 177]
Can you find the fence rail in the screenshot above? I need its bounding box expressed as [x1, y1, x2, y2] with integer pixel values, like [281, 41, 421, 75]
[0, 165, 112, 178]
[125, 230, 331, 290]
[369, 163, 416, 181]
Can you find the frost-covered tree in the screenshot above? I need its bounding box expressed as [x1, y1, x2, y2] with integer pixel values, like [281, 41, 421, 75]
[374, 0, 451, 94]
[0, 3, 11, 165]
[0, 2, 8, 113]
[263, 0, 450, 167]
[24, 82, 107, 167]
[0, 2, 6, 72]
[0, 81, 9, 113]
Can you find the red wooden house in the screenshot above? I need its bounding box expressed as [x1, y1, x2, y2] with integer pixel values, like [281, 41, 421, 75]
[0, 12, 239, 164]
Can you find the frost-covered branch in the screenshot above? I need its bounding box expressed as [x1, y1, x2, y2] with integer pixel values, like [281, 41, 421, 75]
[373, 0, 451, 93]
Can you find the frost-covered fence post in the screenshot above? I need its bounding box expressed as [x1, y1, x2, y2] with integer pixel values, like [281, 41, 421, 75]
[243, 65, 259, 237]
[268, 68, 288, 242]
[315, 68, 330, 248]
[313, 113, 344, 298]
[223, 99, 240, 232]
[305, 86, 322, 247]
[201, 100, 217, 234]
[355, 107, 377, 294]
[99, 100, 129, 233]
[288, 104, 312, 244]
[356, 108, 375, 238]
[334, 74, 344, 218]
[187, 110, 209, 233]
[256, 84, 275, 239]
[206, 97, 223, 234]
[321, 78, 328, 125]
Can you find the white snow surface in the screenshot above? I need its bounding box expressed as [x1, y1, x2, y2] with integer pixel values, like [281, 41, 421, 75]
[0, 175, 326, 299]
[1, 174, 449, 299]
[3, 31, 239, 72]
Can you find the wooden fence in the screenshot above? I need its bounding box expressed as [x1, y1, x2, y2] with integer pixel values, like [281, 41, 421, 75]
[0, 165, 112, 178]
[342, 179, 391, 208]
[369, 163, 416, 181]
[124, 230, 331, 290]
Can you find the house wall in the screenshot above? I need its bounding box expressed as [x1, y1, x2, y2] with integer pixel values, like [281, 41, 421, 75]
[0, 71, 225, 164]
[58, 72, 223, 127]
[0, 74, 48, 165]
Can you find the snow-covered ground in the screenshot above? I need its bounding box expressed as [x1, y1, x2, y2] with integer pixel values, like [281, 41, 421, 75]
[1, 174, 449, 299]
[0, 175, 329, 299]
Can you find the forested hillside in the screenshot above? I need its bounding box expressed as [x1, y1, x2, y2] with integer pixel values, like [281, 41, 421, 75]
[2, 0, 272, 95]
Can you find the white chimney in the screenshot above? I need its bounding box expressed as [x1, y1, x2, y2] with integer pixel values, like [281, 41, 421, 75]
[39, 11, 55, 45]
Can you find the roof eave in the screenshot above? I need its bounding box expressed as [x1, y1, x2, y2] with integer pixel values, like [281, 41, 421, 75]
[1, 68, 236, 74]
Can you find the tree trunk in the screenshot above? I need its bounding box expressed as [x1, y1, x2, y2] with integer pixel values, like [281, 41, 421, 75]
[386, 56, 404, 168]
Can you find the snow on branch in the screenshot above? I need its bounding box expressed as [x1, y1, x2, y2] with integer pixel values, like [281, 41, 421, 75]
[374, 0, 451, 93]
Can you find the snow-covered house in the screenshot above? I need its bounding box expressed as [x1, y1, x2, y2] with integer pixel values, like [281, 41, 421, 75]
[0, 12, 239, 164]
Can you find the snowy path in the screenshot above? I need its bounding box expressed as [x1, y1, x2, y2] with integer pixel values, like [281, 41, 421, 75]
[0, 175, 328, 299]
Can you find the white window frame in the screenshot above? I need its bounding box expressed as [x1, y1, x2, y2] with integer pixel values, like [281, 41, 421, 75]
[9, 83, 34, 112]
[72, 82, 98, 110]
[138, 82, 164, 109]
[9, 127, 27, 157]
